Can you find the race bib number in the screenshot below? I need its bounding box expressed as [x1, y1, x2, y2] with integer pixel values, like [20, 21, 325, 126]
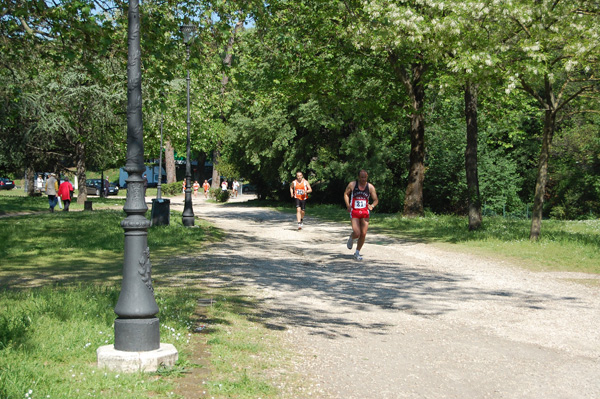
[296, 189, 305, 196]
[354, 200, 367, 209]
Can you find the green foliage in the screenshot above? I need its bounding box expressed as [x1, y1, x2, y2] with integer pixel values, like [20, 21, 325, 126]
[160, 180, 183, 196]
[209, 187, 230, 202]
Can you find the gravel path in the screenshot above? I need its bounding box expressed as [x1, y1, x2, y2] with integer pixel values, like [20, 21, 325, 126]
[176, 195, 600, 399]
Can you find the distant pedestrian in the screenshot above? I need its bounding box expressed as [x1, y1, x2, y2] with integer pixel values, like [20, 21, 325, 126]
[203, 180, 210, 198]
[232, 179, 239, 197]
[142, 174, 148, 197]
[45, 173, 59, 212]
[344, 169, 378, 260]
[193, 180, 200, 197]
[290, 171, 312, 230]
[103, 177, 110, 197]
[182, 179, 186, 194]
[221, 179, 228, 191]
[57, 177, 74, 212]
[36, 175, 44, 192]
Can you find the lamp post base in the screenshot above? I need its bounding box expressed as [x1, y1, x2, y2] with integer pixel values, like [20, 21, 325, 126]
[97, 343, 178, 373]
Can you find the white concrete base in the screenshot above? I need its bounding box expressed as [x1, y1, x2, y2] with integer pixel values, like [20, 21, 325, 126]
[97, 343, 178, 373]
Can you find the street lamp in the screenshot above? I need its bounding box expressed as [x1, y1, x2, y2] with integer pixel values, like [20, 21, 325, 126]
[97, 0, 177, 372]
[180, 24, 197, 227]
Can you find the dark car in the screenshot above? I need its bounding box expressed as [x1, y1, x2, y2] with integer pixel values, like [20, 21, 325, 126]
[85, 179, 119, 196]
[0, 177, 15, 190]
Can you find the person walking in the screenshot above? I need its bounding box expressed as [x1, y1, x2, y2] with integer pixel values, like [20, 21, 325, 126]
[290, 171, 312, 230]
[232, 179, 239, 197]
[202, 180, 210, 198]
[45, 173, 59, 212]
[57, 177, 74, 212]
[221, 179, 228, 191]
[193, 180, 200, 197]
[344, 169, 378, 260]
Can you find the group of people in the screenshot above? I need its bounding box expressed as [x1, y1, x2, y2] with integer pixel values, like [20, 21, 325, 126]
[291, 169, 378, 261]
[45, 173, 74, 212]
[188, 178, 240, 198]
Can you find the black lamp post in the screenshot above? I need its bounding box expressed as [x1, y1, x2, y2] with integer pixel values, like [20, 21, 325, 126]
[181, 24, 196, 227]
[113, 0, 159, 352]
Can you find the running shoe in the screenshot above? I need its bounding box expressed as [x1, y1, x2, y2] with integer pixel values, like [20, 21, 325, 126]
[298, 223, 302, 230]
[346, 232, 354, 249]
[354, 252, 363, 261]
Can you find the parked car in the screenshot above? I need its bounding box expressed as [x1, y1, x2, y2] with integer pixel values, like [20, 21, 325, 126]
[85, 179, 119, 196]
[0, 177, 15, 190]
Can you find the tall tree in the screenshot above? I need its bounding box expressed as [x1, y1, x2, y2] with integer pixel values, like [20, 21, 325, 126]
[499, 0, 600, 240]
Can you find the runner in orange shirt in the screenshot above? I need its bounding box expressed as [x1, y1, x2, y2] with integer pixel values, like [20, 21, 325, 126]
[202, 180, 210, 198]
[290, 171, 312, 230]
[193, 180, 200, 197]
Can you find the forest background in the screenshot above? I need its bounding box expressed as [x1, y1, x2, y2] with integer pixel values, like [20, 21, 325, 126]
[1, 0, 599, 240]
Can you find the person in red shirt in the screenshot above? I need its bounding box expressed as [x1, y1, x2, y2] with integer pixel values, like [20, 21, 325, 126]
[57, 177, 74, 212]
[344, 170, 378, 260]
[290, 171, 312, 230]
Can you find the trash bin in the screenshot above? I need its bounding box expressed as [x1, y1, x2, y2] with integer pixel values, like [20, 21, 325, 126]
[151, 198, 170, 226]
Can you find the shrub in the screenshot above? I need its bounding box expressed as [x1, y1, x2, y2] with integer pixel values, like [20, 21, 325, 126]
[161, 181, 183, 196]
[210, 188, 230, 202]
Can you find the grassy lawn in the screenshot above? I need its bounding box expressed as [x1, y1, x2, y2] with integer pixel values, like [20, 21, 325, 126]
[0, 192, 297, 399]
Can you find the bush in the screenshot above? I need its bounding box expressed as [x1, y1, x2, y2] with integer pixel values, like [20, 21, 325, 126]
[161, 181, 183, 196]
[209, 188, 230, 202]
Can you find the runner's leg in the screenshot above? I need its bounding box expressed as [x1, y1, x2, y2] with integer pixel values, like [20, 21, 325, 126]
[356, 218, 369, 251]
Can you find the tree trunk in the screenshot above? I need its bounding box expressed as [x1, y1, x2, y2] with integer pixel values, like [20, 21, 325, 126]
[26, 167, 35, 196]
[388, 52, 427, 217]
[211, 149, 220, 189]
[164, 138, 176, 184]
[195, 152, 207, 182]
[75, 141, 87, 204]
[464, 82, 482, 230]
[530, 109, 556, 241]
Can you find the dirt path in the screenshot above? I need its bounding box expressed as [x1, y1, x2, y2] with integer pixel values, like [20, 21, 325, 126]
[174, 195, 600, 399]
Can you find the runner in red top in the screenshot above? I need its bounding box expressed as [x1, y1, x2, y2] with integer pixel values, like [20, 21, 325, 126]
[290, 171, 312, 230]
[343, 169, 378, 260]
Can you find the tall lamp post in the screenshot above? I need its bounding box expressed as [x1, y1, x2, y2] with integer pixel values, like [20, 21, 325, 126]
[181, 24, 196, 227]
[97, 0, 176, 372]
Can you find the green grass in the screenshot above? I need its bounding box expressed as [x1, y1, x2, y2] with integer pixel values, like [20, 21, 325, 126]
[245, 199, 600, 275]
[0, 197, 298, 398]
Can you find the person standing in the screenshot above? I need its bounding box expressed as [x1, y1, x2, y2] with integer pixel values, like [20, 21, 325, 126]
[344, 169, 378, 260]
[45, 173, 59, 212]
[142, 174, 147, 197]
[36, 175, 44, 193]
[202, 180, 210, 198]
[57, 177, 74, 212]
[103, 176, 110, 197]
[193, 180, 200, 197]
[232, 179, 239, 197]
[290, 171, 312, 230]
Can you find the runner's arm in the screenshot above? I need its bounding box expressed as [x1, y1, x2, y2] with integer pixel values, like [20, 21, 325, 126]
[306, 181, 313, 194]
[343, 182, 354, 212]
[368, 184, 379, 211]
